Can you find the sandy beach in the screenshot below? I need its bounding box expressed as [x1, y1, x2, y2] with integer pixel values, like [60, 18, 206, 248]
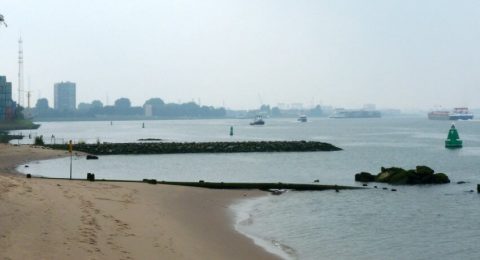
[0, 144, 279, 259]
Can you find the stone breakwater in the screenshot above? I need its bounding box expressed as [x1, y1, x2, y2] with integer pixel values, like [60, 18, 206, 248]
[45, 141, 342, 155]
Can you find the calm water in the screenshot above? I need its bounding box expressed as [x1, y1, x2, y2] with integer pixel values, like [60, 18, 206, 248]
[16, 118, 480, 259]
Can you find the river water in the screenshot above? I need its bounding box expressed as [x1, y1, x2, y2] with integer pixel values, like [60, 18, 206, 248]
[14, 117, 480, 259]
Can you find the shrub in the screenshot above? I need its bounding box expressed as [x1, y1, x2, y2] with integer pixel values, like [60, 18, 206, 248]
[34, 135, 44, 146]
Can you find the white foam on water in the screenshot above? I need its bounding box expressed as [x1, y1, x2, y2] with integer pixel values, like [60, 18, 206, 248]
[230, 196, 297, 260]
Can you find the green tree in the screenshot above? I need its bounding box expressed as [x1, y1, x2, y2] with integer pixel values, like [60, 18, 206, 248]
[114, 98, 131, 111]
[91, 100, 103, 108]
[35, 98, 50, 111]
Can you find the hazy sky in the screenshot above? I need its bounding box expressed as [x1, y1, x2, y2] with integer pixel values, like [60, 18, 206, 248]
[1, 0, 479, 110]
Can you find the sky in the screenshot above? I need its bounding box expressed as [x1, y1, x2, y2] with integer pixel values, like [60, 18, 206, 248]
[0, 0, 479, 110]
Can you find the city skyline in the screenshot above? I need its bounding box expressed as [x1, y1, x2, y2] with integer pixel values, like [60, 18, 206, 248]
[1, 1, 479, 110]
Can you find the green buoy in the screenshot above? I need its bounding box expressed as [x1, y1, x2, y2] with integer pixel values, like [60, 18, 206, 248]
[230, 126, 234, 136]
[445, 124, 462, 149]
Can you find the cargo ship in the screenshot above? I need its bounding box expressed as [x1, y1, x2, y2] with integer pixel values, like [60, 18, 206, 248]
[428, 107, 474, 120]
[329, 108, 381, 118]
[427, 110, 450, 120]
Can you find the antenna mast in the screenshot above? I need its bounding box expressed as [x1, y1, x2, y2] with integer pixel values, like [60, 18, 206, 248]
[27, 77, 31, 109]
[18, 37, 24, 107]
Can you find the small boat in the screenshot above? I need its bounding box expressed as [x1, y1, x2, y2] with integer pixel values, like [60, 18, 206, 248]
[297, 115, 307, 122]
[250, 115, 265, 125]
[445, 124, 463, 149]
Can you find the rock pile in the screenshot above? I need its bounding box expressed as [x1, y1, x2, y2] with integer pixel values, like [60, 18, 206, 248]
[355, 166, 450, 185]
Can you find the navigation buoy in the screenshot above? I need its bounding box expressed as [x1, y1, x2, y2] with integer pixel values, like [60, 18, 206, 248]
[445, 124, 463, 149]
[230, 126, 234, 136]
[142, 122, 145, 128]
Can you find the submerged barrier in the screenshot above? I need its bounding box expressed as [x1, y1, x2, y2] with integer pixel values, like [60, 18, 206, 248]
[45, 141, 342, 155]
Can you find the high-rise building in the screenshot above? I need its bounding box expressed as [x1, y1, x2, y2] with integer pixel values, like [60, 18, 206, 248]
[0, 75, 16, 120]
[54, 81, 76, 111]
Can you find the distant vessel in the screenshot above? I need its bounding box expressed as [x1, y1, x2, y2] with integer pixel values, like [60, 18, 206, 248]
[250, 115, 265, 125]
[428, 107, 474, 120]
[428, 110, 450, 120]
[445, 124, 462, 149]
[329, 108, 381, 119]
[297, 115, 307, 122]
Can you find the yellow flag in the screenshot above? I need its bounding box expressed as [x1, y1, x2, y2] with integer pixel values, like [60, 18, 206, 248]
[68, 140, 73, 153]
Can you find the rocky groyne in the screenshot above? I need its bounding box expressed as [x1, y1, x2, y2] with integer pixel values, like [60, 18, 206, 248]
[45, 140, 342, 155]
[355, 166, 450, 185]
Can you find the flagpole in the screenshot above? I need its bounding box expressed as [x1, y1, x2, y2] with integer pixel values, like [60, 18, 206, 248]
[68, 140, 73, 180]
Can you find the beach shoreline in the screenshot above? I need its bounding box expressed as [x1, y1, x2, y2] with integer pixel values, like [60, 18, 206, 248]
[0, 144, 280, 259]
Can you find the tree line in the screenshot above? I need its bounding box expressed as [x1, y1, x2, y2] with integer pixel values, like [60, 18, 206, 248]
[34, 97, 226, 119]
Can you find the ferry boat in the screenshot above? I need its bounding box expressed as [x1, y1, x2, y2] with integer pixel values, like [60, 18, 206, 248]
[449, 107, 474, 120]
[250, 115, 265, 125]
[329, 108, 381, 119]
[297, 115, 307, 122]
[428, 107, 474, 120]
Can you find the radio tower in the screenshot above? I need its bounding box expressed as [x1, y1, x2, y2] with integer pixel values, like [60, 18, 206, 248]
[18, 37, 24, 108]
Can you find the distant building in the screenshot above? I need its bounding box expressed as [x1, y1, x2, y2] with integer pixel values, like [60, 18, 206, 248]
[54, 81, 76, 111]
[277, 103, 304, 110]
[277, 103, 288, 110]
[144, 104, 153, 117]
[0, 75, 16, 121]
[290, 103, 304, 110]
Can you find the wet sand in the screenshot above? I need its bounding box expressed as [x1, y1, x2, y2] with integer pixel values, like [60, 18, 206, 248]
[0, 144, 279, 259]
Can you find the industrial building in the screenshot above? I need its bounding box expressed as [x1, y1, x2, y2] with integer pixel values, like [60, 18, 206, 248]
[0, 75, 16, 121]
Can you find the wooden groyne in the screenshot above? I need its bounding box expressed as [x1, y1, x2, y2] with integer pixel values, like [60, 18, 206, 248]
[152, 181, 362, 191]
[45, 141, 342, 155]
[34, 176, 361, 191]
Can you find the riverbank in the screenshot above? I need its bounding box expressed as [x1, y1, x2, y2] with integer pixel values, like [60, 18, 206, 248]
[0, 119, 40, 131]
[0, 144, 279, 259]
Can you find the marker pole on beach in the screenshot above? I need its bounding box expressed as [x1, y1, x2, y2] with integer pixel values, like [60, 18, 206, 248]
[68, 140, 73, 180]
